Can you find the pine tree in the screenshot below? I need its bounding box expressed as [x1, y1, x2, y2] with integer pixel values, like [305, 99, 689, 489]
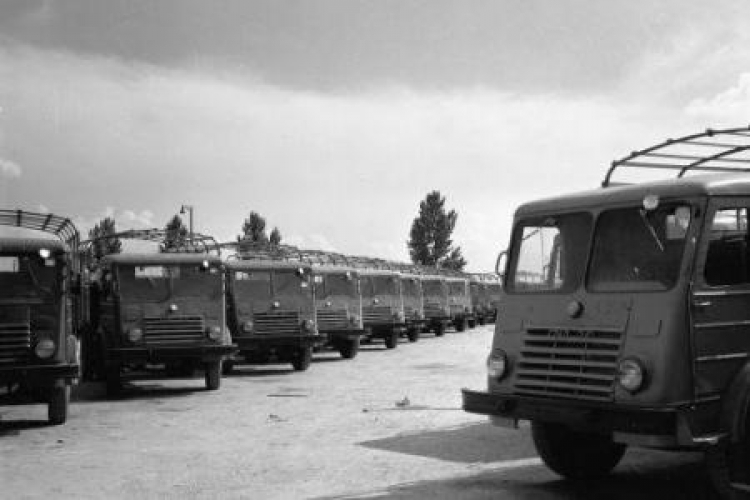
[408, 191, 467, 271]
[269, 227, 282, 245]
[163, 215, 188, 251]
[88, 217, 122, 261]
[241, 212, 269, 243]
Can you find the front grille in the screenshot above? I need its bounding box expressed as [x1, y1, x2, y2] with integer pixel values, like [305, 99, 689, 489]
[317, 309, 349, 330]
[363, 305, 392, 325]
[253, 311, 300, 336]
[404, 305, 420, 319]
[144, 316, 204, 345]
[514, 327, 623, 402]
[423, 302, 445, 319]
[0, 321, 32, 364]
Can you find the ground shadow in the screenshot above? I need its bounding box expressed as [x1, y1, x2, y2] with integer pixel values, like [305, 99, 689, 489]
[72, 380, 204, 403]
[0, 418, 49, 436]
[359, 422, 534, 464]
[315, 450, 712, 500]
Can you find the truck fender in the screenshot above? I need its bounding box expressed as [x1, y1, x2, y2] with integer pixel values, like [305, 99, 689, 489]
[718, 362, 750, 444]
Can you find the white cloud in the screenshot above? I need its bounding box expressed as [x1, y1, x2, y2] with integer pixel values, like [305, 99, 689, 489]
[122, 209, 155, 227]
[685, 72, 750, 125]
[284, 233, 338, 253]
[0, 158, 22, 178]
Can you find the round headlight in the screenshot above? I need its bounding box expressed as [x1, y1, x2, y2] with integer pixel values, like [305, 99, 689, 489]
[486, 350, 508, 379]
[38, 248, 51, 259]
[242, 320, 254, 333]
[127, 327, 143, 343]
[617, 358, 645, 392]
[349, 314, 360, 325]
[207, 325, 222, 341]
[35, 338, 56, 359]
[302, 319, 315, 332]
[394, 311, 405, 322]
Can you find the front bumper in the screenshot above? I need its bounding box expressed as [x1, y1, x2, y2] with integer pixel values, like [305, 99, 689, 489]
[235, 334, 322, 352]
[0, 362, 79, 384]
[320, 329, 365, 341]
[107, 344, 237, 363]
[461, 388, 720, 448]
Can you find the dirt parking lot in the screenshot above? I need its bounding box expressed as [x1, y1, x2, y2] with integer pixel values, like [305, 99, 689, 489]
[0, 326, 713, 499]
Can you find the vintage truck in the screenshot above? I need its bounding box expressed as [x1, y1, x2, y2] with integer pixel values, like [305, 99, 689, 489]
[80, 230, 235, 395]
[462, 126, 750, 498]
[420, 272, 451, 336]
[0, 209, 80, 424]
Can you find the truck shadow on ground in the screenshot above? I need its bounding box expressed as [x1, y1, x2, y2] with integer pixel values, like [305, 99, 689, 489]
[0, 418, 49, 435]
[316, 454, 713, 500]
[71, 380, 204, 402]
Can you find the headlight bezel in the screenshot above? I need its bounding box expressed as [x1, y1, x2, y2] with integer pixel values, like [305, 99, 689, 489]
[617, 357, 647, 393]
[207, 325, 223, 341]
[486, 349, 508, 380]
[34, 338, 57, 359]
[127, 327, 143, 343]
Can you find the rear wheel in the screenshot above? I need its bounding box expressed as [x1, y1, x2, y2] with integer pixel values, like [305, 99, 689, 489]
[292, 347, 313, 371]
[105, 363, 122, 397]
[48, 383, 69, 425]
[204, 361, 221, 390]
[338, 337, 360, 359]
[384, 330, 398, 349]
[455, 317, 467, 332]
[706, 414, 750, 499]
[531, 422, 626, 479]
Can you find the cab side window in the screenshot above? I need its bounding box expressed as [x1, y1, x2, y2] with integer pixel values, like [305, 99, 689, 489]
[705, 208, 750, 286]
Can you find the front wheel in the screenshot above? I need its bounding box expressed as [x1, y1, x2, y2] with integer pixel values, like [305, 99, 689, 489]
[292, 347, 313, 371]
[338, 338, 360, 359]
[205, 361, 221, 390]
[531, 422, 626, 479]
[706, 420, 750, 499]
[48, 384, 70, 425]
[407, 328, 420, 343]
[384, 330, 398, 349]
[434, 324, 445, 337]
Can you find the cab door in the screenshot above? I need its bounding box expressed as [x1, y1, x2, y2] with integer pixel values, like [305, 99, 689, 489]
[692, 199, 750, 400]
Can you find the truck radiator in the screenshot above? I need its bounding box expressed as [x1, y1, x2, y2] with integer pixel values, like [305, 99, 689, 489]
[514, 327, 622, 402]
[0, 321, 31, 364]
[144, 316, 204, 345]
[316, 309, 348, 330]
[252, 311, 300, 336]
[363, 305, 392, 325]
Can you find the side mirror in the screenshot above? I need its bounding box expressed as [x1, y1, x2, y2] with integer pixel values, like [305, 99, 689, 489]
[495, 250, 508, 277]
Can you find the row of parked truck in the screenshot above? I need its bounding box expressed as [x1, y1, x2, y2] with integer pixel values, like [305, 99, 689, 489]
[0, 214, 501, 425]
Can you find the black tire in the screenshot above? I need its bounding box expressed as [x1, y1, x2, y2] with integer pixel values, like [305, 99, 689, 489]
[531, 421, 626, 479]
[384, 330, 398, 349]
[338, 337, 360, 359]
[48, 384, 69, 425]
[434, 323, 445, 337]
[292, 347, 312, 371]
[455, 317, 467, 332]
[468, 319, 477, 329]
[105, 363, 122, 397]
[205, 361, 221, 390]
[706, 420, 750, 499]
[222, 360, 235, 375]
[407, 328, 420, 343]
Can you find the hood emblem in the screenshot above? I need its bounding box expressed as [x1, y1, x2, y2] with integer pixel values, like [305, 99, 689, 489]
[169, 304, 179, 313]
[567, 300, 583, 319]
[272, 301, 281, 309]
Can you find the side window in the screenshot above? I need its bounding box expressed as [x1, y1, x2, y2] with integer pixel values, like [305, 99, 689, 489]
[705, 207, 750, 286]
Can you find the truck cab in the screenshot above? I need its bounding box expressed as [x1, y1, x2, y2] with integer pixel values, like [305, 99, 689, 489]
[445, 274, 474, 331]
[470, 273, 502, 325]
[0, 210, 80, 424]
[420, 274, 451, 336]
[358, 268, 405, 349]
[311, 265, 364, 359]
[225, 259, 320, 371]
[462, 126, 750, 498]
[400, 272, 425, 342]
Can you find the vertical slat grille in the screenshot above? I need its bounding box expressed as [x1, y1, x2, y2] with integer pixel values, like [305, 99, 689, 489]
[363, 305, 392, 325]
[0, 321, 32, 364]
[423, 301, 445, 319]
[317, 309, 349, 330]
[144, 316, 204, 345]
[514, 327, 623, 402]
[252, 311, 300, 336]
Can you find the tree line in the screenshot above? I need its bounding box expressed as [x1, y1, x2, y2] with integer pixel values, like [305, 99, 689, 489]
[87, 191, 466, 271]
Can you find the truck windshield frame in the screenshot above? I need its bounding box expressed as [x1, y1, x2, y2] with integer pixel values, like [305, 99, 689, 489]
[508, 212, 592, 294]
[119, 264, 220, 300]
[587, 204, 692, 292]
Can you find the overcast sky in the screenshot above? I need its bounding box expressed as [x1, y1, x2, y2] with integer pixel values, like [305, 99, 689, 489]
[1, 0, 749, 270]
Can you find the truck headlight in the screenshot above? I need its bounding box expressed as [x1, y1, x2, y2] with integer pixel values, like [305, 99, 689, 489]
[127, 327, 143, 343]
[349, 314, 360, 325]
[617, 358, 646, 393]
[207, 325, 222, 341]
[35, 338, 56, 359]
[394, 311, 405, 322]
[302, 319, 315, 332]
[242, 320, 254, 333]
[486, 350, 508, 379]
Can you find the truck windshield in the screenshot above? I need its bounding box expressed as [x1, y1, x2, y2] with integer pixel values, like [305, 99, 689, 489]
[588, 204, 691, 292]
[509, 213, 591, 293]
[274, 270, 311, 297]
[0, 255, 57, 299]
[448, 281, 466, 295]
[320, 273, 356, 297]
[233, 271, 272, 300]
[422, 280, 445, 297]
[372, 276, 397, 295]
[401, 279, 420, 298]
[120, 264, 220, 300]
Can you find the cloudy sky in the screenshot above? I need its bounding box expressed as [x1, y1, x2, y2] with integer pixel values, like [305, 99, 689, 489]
[1, 0, 749, 270]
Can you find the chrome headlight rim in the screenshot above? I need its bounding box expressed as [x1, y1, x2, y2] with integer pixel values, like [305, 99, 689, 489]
[486, 349, 508, 380]
[242, 320, 254, 333]
[617, 357, 646, 393]
[207, 325, 223, 341]
[127, 327, 143, 343]
[34, 338, 57, 359]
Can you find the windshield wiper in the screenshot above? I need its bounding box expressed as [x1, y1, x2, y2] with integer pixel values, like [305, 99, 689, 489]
[639, 209, 665, 252]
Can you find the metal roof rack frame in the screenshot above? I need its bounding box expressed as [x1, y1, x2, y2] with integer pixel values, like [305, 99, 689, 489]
[81, 229, 221, 257]
[0, 209, 80, 254]
[602, 125, 750, 187]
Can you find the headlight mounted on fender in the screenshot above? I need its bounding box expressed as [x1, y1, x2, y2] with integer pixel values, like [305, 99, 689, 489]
[242, 320, 254, 333]
[486, 349, 508, 379]
[35, 338, 56, 359]
[617, 358, 646, 393]
[127, 327, 143, 343]
[207, 325, 223, 341]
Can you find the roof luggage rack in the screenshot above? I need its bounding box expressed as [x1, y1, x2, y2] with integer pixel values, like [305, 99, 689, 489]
[81, 229, 221, 256]
[602, 125, 750, 187]
[0, 209, 80, 252]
